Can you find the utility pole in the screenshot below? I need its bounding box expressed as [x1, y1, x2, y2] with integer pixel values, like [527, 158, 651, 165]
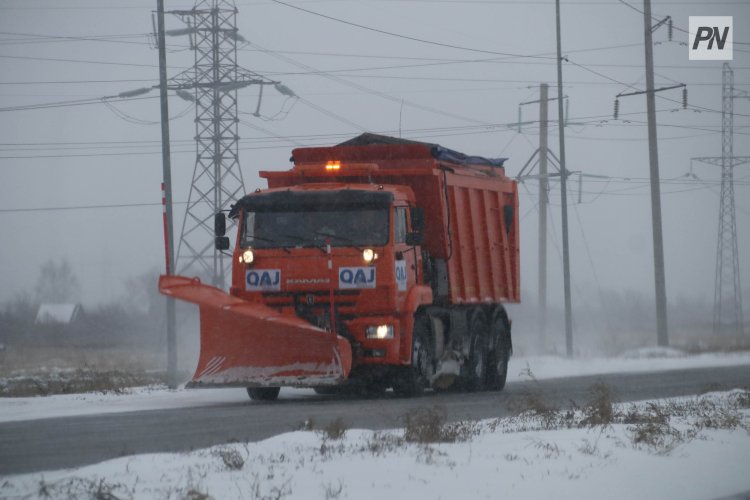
[512, 85, 562, 353]
[643, 0, 669, 347]
[555, 0, 574, 357]
[156, 0, 178, 389]
[538, 83, 549, 349]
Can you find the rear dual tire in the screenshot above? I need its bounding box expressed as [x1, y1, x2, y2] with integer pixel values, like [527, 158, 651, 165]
[465, 311, 489, 391]
[486, 313, 510, 391]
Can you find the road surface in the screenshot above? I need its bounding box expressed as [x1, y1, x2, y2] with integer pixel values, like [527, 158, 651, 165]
[1, 364, 748, 475]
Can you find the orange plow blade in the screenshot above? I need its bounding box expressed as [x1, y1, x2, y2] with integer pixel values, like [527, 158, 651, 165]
[159, 275, 352, 388]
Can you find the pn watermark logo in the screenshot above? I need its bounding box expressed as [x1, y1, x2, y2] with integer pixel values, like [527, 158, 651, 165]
[689, 16, 733, 60]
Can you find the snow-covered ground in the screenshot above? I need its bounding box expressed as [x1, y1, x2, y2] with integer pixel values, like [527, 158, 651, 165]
[1, 349, 750, 500]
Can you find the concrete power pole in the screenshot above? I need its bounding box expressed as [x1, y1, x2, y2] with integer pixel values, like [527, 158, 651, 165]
[555, 0, 574, 357]
[643, 0, 669, 346]
[156, 0, 178, 389]
[538, 83, 549, 349]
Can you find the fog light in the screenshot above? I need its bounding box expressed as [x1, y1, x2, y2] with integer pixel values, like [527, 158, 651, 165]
[365, 324, 393, 339]
[241, 249, 254, 264]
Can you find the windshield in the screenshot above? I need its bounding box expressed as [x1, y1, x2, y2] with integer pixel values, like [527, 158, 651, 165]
[242, 208, 389, 249]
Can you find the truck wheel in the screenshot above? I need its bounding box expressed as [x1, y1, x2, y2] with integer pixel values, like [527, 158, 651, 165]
[246, 387, 280, 401]
[465, 310, 489, 392]
[392, 315, 433, 397]
[486, 314, 510, 391]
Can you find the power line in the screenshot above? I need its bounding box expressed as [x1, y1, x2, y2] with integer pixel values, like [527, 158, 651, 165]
[268, 0, 555, 61]
[0, 200, 187, 213]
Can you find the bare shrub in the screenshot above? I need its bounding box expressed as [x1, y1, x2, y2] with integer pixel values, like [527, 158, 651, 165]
[579, 381, 615, 427]
[184, 488, 212, 500]
[628, 420, 685, 455]
[215, 447, 245, 471]
[362, 431, 405, 456]
[322, 480, 344, 500]
[733, 390, 750, 409]
[320, 418, 348, 440]
[32, 477, 129, 500]
[402, 406, 478, 444]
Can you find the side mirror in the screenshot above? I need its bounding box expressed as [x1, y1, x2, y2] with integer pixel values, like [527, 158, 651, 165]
[405, 232, 423, 246]
[410, 207, 425, 232]
[215, 236, 230, 251]
[214, 212, 226, 237]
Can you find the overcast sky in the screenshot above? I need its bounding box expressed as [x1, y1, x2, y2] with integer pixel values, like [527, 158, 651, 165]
[1, 0, 749, 328]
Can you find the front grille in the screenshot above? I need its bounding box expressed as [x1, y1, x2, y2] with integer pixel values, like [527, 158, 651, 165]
[262, 290, 360, 309]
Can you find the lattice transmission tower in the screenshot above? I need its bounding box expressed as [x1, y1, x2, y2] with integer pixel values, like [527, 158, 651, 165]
[166, 0, 279, 288]
[694, 63, 749, 336]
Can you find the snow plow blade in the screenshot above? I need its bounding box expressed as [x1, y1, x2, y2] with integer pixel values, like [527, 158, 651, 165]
[158, 275, 352, 388]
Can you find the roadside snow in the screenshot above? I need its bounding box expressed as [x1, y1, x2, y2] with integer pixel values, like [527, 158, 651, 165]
[1, 390, 749, 500]
[1, 349, 749, 424]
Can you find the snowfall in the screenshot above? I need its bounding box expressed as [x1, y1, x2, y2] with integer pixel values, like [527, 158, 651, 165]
[2, 349, 750, 500]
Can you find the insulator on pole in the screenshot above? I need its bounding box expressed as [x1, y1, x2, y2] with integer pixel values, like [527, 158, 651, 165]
[668, 18, 673, 42]
[518, 106, 522, 133]
[682, 86, 688, 109]
[614, 98, 620, 120]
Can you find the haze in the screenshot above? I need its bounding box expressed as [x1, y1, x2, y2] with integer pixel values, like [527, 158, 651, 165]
[1, 0, 748, 349]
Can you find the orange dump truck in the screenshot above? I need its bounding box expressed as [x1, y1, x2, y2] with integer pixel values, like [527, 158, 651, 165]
[159, 134, 519, 399]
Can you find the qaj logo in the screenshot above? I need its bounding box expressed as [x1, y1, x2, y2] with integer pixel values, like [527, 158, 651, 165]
[246, 269, 281, 291]
[689, 16, 733, 61]
[338, 266, 376, 289]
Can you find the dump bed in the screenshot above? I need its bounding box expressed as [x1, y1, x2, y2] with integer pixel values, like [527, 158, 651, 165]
[260, 135, 520, 305]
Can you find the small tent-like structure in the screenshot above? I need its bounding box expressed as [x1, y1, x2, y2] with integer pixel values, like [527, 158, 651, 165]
[35, 303, 84, 324]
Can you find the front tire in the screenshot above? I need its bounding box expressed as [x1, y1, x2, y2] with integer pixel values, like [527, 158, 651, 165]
[247, 387, 280, 401]
[392, 314, 433, 397]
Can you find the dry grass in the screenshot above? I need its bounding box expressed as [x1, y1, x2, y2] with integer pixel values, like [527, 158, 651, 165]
[402, 406, 479, 444]
[0, 368, 166, 397]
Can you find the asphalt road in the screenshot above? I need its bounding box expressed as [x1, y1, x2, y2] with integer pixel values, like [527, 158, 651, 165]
[1, 364, 748, 475]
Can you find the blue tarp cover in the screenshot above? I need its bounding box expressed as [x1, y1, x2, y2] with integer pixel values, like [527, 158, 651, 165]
[337, 133, 506, 168]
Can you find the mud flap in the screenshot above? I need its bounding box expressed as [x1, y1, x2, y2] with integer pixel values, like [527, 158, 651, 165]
[159, 275, 352, 388]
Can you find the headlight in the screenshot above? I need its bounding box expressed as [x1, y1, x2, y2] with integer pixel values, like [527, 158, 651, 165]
[362, 248, 378, 263]
[240, 249, 254, 264]
[365, 324, 394, 339]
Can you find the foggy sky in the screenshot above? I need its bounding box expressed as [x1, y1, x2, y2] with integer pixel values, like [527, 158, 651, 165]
[1, 0, 749, 327]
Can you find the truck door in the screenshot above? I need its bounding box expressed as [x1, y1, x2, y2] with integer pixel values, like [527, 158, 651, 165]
[393, 206, 420, 304]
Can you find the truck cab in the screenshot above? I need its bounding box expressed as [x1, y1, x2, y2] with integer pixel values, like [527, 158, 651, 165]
[224, 182, 432, 391]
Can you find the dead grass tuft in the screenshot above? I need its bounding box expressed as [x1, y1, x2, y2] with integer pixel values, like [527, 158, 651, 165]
[320, 418, 348, 441]
[402, 406, 478, 444]
[215, 447, 245, 471]
[579, 380, 615, 427]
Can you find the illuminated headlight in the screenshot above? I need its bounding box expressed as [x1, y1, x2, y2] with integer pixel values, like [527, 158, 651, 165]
[240, 249, 254, 264]
[362, 248, 378, 263]
[365, 324, 394, 339]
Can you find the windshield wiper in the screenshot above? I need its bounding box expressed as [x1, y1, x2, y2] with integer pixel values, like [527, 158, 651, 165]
[245, 235, 291, 254]
[314, 231, 365, 251]
[277, 233, 327, 254]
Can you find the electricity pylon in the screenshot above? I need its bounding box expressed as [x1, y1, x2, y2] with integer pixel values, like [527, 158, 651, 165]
[166, 0, 279, 288]
[693, 63, 749, 337]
